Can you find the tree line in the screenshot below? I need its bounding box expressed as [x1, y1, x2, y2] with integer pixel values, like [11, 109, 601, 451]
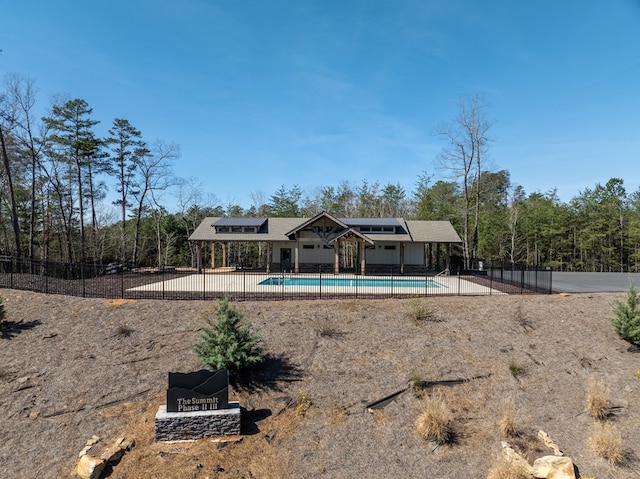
[1, 76, 638, 272]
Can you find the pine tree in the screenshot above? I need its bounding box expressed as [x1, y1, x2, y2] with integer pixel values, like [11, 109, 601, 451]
[194, 296, 263, 374]
[610, 282, 640, 346]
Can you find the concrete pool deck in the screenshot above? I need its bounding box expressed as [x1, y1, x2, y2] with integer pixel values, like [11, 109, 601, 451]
[128, 273, 506, 296]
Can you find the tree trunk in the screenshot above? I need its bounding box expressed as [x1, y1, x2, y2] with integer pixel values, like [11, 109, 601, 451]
[0, 125, 22, 258]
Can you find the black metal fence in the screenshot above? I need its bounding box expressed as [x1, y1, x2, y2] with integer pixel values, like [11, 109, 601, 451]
[477, 261, 553, 295]
[0, 256, 552, 301]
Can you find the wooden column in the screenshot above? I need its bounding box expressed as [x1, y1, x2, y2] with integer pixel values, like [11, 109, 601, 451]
[400, 242, 405, 275]
[359, 239, 366, 276]
[334, 241, 340, 274]
[196, 242, 202, 273]
[266, 242, 271, 273]
[294, 238, 300, 274]
[211, 242, 216, 269]
[222, 242, 227, 268]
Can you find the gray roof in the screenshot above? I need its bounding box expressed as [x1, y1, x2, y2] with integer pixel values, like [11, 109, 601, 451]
[213, 217, 267, 227]
[189, 216, 462, 244]
[339, 218, 402, 227]
[405, 220, 462, 243]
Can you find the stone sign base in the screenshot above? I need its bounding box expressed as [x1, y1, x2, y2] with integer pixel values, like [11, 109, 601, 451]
[154, 402, 241, 441]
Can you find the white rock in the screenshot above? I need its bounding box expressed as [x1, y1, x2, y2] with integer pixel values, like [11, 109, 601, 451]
[76, 454, 106, 479]
[533, 455, 576, 479]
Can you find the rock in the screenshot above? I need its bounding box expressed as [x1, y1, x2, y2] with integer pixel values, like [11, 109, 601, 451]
[100, 445, 123, 464]
[86, 435, 100, 447]
[538, 430, 563, 456]
[76, 454, 106, 479]
[501, 441, 534, 475]
[533, 455, 576, 479]
[78, 446, 91, 458]
[118, 437, 135, 451]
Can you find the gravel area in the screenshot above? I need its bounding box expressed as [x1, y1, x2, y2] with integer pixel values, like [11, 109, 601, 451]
[1, 289, 639, 478]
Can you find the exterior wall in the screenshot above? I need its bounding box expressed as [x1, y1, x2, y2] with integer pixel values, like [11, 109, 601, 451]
[404, 243, 425, 265]
[298, 243, 334, 263]
[270, 240, 428, 270]
[271, 242, 292, 263]
[366, 243, 399, 264]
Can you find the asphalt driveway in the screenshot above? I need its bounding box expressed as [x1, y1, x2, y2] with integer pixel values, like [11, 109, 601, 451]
[551, 272, 640, 293]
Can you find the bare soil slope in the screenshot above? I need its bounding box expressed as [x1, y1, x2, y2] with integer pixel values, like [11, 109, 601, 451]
[1, 290, 639, 478]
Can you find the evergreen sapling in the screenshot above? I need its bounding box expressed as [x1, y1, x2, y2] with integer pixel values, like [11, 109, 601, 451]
[194, 296, 263, 374]
[610, 282, 640, 346]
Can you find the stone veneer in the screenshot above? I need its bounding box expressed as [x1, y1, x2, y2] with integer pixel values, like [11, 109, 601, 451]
[154, 402, 241, 441]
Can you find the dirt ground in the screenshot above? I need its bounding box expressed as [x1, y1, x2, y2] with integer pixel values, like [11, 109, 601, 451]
[1, 289, 639, 478]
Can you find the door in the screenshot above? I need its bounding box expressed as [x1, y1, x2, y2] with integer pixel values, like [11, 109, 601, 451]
[280, 248, 292, 271]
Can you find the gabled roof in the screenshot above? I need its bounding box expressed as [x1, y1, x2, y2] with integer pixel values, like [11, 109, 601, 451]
[405, 220, 462, 243]
[284, 211, 348, 238]
[189, 216, 462, 244]
[327, 228, 374, 246]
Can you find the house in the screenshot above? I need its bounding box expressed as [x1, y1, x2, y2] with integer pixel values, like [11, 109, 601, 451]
[189, 211, 462, 275]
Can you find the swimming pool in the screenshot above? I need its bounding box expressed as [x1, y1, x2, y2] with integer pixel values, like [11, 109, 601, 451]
[258, 276, 447, 288]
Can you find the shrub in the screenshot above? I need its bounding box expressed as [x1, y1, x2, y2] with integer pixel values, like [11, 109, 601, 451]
[509, 361, 525, 378]
[194, 296, 263, 375]
[610, 282, 640, 346]
[406, 298, 434, 323]
[585, 378, 610, 421]
[295, 390, 313, 416]
[415, 392, 454, 445]
[589, 422, 624, 465]
[116, 325, 133, 338]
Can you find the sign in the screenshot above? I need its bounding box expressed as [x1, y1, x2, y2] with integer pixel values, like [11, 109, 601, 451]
[166, 369, 229, 413]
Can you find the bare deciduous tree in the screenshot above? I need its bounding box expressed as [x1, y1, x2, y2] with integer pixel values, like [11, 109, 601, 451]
[435, 93, 493, 269]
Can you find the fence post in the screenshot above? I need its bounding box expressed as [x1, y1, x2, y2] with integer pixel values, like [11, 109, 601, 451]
[319, 269, 322, 300]
[489, 267, 493, 295]
[458, 271, 461, 296]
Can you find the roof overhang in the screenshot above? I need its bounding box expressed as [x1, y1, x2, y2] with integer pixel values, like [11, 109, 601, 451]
[284, 211, 349, 239]
[327, 228, 374, 246]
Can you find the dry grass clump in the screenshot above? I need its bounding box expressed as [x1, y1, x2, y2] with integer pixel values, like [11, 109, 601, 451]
[415, 392, 454, 445]
[499, 397, 519, 437]
[589, 422, 624, 465]
[406, 297, 435, 323]
[585, 378, 610, 420]
[486, 455, 532, 479]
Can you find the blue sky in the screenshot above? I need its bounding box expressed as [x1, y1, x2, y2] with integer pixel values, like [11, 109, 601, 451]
[2, 0, 640, 210]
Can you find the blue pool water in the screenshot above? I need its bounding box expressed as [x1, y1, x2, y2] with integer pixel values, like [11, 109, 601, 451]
[258, 276, 446, 288]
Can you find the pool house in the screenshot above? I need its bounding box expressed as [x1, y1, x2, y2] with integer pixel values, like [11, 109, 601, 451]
[189, 211, 462, 275]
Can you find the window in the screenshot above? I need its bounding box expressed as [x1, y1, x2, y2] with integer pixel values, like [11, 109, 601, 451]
[384, 245, 396, 250]
[358, 226, 396, 234]
[302, 244, 315, 250]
